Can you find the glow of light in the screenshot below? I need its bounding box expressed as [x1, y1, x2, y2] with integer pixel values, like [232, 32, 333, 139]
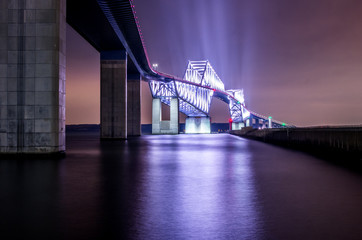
[229, 118, 233, 123]
[268, 116, 272, 119]
[152, 63, 159, 69]
[282, 123, 286, 126]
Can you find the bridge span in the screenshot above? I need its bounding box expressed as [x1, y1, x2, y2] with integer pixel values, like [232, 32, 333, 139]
[0, 0, 290, 153]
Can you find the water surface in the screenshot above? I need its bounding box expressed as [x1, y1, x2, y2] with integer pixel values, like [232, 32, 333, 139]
[1, 133, 362, 239]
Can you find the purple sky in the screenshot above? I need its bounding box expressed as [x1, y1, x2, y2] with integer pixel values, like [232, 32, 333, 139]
[66, 0, 362, 126]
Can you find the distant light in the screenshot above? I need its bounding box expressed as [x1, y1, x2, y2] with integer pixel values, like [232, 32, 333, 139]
[152, 63, 159, 69]
[229, 118, 233, 123]
[268, 116, 272, 119]
[237, 101, 240, 104]
[213, 89, 216, 92]
[282, 123, 286, 126]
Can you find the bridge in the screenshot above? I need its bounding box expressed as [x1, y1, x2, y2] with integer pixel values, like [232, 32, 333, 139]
[149, 60, 286, 134]
[0, 0, 290, 153]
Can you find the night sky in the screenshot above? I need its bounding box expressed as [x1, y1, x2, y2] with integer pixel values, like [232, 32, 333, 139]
[66, 0, 362, 126]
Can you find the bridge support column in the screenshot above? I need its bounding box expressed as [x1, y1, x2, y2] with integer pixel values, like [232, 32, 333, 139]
[152, 98, 178, 134]
[152, 98, 161, 134]
[100, 50, 127, 139]
[0, 0, 66, 153]
[170, 98, 179, 133]
[185, 117, 211, 134]
[268, 117, 272, 128]
[232, 122, 245, 130]
[246, 118, 251, 127]
[127, 74, 141, 136]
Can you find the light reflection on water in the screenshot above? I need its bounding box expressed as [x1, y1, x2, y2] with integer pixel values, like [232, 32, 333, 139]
[2, 133, 362, 239]
[138, 134, 262, 240]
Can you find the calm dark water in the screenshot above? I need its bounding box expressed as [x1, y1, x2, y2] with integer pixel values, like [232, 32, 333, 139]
[1, 133, 362, 240]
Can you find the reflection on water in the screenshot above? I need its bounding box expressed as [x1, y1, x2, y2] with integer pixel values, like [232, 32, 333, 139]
[137, 135, 261, 240]
[1, 133, 362, 239]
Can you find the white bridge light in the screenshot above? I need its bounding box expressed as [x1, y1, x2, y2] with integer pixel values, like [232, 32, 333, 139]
[152, 63, 159, 70]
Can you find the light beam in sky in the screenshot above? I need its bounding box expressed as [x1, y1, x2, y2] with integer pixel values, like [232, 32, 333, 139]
[66, 0, 362, 126]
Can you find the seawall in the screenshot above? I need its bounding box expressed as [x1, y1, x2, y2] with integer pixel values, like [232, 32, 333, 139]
[230, 127, 362, 160]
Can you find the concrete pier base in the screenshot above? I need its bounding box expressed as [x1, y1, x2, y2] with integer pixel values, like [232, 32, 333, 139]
[268, 117, 272, 128]
[100, 50, 127, 139]
[232, 122, 245, 130]
[185, 117, 211, 134]
[246, 118, 250, 127]
[152, 98, 179, 134]
[127, 74, 141, 136]
[0, 0, 66, 153]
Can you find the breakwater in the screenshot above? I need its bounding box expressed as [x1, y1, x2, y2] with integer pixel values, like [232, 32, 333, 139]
[231, 126, 362, 161]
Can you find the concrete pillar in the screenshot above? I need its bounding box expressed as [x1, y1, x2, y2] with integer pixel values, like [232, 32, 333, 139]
[100, 50, 127, 139]
[185, 117, 211, 134]
[232, 122, 245, 130]
[152, 97, 178, 134]
[0, 0, 66, 153]
[246, 118, 250, 127]
[268, 117, 272, 129]
[169, 98, 179, 134]
[152, 98, 161, 134]
[255, 119, 259, 129]
[127, 74, 141, 136]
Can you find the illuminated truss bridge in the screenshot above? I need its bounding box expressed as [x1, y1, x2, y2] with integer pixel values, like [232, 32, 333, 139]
[149, 60, 288, 128]
[150, 60, 224, 117]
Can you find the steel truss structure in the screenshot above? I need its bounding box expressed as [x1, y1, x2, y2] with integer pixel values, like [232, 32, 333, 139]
[226, 89, 250, 122]
[149, 60, 227, 117]
[149, 60, 288, 127]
